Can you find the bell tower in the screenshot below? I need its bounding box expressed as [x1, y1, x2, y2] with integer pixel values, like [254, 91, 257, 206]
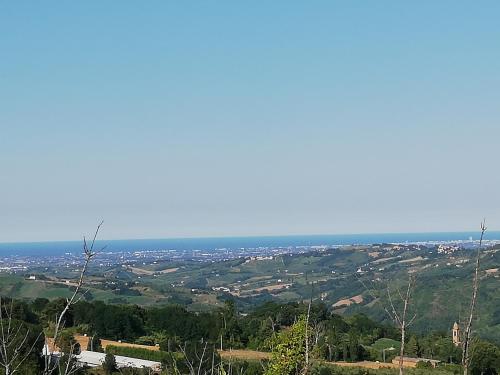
[452, 322, 461, 346]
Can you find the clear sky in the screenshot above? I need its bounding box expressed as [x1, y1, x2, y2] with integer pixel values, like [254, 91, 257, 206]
[1, 1, 499, 242]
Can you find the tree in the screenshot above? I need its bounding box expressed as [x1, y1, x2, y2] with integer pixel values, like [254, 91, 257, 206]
[265, 316, 309, 375]
[175, 341, 219, 375]
[103, 353, 117, 375]
[431, 337, 461, 363]
[462, 221, 487, 375]
[469, 340, 500, 375]
[406, 336, 419, 358]
[0, 298, 43, 375]
[56, 330, 84, 375]
[219, 300, 242, 350]
[43, 222, 104, 375]
[347, 331, 362, 362]
[57, 331, 80, 356]
[31, 298, 50, 313]
[356, 268, 417, 374]
[387, 275, 417, 375]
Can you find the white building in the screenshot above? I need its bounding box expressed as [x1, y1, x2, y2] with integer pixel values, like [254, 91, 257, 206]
[75, 350, 161, 372]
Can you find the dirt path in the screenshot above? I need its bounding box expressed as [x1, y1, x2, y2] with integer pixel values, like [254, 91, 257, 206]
[219, 349, 270, 361]
[328, 361, 398, 369]
[217, 350, 400, 370]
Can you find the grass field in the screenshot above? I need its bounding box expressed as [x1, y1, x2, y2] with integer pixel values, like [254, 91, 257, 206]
[219, 349, 270, 361]
[2, 244, 500, 344]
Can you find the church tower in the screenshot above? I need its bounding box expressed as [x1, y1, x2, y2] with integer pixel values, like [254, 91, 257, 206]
[452, 322, 461, 346]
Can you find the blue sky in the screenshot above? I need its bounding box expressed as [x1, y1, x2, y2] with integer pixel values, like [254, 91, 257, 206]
[1, 1, 499, 242]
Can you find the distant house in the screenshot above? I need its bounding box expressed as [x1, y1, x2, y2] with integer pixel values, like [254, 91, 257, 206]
[76, 350, 161, 373]
[392, 356, 440, 368]
[44, 336, 162, 372]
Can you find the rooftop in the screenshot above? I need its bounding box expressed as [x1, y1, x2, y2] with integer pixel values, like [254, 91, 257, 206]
[76, 350, 161, 370]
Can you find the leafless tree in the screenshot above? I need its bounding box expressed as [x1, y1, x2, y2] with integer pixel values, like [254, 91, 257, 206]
[0, 298, 42, 375]
[301, 282, 316, 375]
[43, 221, 104, 375]
[462, 220, 487, 375]
[355, 262, 418, 375]
[197, 342, 208, 375]
[58, 340, 84, 375]
[387, 274, 417, 375]
[312, 320, 326, 346]
[178, 341, 210, 375]
[304, 297, 312, 371]
[268, 317, 277, 333]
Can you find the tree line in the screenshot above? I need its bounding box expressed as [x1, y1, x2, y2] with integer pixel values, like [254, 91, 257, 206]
[0, 296, 499, 374]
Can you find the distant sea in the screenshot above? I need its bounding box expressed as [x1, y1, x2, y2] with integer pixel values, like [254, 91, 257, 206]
[0, 231, 499, 257]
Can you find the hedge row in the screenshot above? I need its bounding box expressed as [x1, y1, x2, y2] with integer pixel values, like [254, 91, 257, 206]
[105, 345, 174, 362]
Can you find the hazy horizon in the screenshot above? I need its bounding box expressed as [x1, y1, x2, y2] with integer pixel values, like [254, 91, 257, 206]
[2, 1, 499, 242]
[1, 228, 497, 247]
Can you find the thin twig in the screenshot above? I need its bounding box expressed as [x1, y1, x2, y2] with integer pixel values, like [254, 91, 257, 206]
[462, 220, 487, 375]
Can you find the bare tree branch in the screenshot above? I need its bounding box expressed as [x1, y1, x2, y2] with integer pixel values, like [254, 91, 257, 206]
[197, 341, 208, 375]
[0, 297, 42, 375]
[179, 342, 196, 375]
[385, 275, 416, 375]
[43, 221, 103, 375]
[355, 273, 394, 323]
[462, 220, 487, 375]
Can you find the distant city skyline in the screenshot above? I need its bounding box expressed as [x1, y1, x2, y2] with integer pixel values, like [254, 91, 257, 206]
[1, 231, 498, 254]
[1, 2, 499, 242]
